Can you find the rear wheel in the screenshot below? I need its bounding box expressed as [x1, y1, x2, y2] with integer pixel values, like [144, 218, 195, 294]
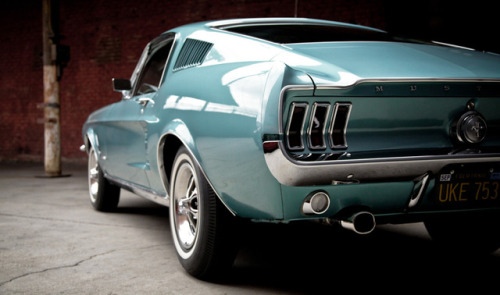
[88, 147, 120, 211]
[424, 212, 500, 254]
[169, 147, 238, 280]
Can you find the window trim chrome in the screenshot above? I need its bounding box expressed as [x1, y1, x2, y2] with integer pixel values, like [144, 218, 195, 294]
[130, 33, 177, 98]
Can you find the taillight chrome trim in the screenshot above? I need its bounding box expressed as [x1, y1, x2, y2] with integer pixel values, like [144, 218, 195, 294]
[285, 102, 309, 150]
[328, 102, 352, 149]
[307, 103, 331, 150]
[285, 101, 352, 153]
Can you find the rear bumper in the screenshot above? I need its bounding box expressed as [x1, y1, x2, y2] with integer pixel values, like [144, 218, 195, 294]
[272, 156, 500, 222]
[263, 141, 500, 186]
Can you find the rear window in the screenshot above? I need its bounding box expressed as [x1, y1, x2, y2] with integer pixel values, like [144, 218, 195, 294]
[224, 24, 394, 44]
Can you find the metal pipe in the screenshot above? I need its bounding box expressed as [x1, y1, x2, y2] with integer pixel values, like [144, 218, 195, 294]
[302, 191, 330, 215]
[340, 211, 376, 235]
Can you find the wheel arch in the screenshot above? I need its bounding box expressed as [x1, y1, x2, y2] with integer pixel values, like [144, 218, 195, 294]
[157, 129, 236, 216]
[83, 128, 99, 154]
[157, 132, 184, 195]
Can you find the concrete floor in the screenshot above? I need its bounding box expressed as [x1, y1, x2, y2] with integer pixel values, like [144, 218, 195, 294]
[1, 163, 500, 294]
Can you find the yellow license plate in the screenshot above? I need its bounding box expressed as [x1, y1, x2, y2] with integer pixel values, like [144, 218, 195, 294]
[435, 164, 500, 208]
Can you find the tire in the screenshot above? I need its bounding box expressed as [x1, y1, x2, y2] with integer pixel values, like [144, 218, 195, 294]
[169, 147, 238, 280]
[424, 212, 500, 254]
[88, 146, 120, 211]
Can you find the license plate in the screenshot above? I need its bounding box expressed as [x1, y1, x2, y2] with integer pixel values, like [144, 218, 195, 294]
[434, 164, 500, 208]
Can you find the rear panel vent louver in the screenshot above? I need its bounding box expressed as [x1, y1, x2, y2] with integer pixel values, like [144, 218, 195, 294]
[285, 101, 352, 153]
[173, 38, 213, 71]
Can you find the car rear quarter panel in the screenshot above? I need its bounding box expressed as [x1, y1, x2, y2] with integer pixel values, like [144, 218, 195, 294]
[153, 60, 313, 220]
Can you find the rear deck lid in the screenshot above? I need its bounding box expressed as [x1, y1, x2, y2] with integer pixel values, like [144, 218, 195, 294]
[280, 42, 500, 85]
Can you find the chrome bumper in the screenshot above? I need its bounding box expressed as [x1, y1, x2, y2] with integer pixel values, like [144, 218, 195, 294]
[263, 141, 500, 186]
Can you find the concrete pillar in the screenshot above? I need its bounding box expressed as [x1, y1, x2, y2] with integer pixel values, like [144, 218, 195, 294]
[42, 0, 61, 176]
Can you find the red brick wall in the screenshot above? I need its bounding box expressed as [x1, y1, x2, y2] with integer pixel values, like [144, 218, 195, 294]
[5, 0, 497, 164]
[1, 1, 43, 162]
[0, 0, 389, 163]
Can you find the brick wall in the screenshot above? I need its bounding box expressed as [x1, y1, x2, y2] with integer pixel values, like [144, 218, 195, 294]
[0, 0, 496, 163]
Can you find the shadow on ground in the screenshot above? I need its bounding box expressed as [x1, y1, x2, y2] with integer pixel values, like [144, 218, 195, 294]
[225, 221, 500, 293]
[113, 193, 500, 293]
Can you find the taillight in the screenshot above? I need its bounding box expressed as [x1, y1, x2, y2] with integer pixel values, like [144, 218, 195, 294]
[286, 103, 308, 150]
[329, 102, 352, 149]
[307, 103, 330, 150]
[285, 101, 351, 155]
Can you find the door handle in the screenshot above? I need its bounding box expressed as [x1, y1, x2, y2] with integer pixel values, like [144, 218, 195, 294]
[137, 97, 155, 107]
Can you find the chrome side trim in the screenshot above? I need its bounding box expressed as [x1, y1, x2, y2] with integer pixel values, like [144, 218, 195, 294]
[263, 141, 500, 186]
[105, 173, 170, 206]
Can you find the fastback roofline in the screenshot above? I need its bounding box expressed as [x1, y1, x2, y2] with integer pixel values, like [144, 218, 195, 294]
[206, 17, 384, 32]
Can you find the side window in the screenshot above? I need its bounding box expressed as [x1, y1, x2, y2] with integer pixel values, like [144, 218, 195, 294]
[134, 41, 173, 95]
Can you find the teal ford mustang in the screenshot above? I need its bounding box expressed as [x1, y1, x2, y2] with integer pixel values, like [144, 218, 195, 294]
[82, 18, 500, 279]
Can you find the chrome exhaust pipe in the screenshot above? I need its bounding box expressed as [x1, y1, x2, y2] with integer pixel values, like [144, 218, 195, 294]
[302, 191, 330, 215]
[340, 211, 376, 235]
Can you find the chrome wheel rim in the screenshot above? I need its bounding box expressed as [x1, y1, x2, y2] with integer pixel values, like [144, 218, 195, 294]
[173, 162, 199, 251]
[88, 148, 99, 203]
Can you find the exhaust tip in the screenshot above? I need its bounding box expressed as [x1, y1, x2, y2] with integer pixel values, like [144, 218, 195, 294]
[340, 211, 376, 235]
[302, 191, 330, 215]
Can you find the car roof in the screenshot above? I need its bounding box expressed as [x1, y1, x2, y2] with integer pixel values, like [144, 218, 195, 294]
[203, 18, 391, 44]
[204, 17, 384, 32]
